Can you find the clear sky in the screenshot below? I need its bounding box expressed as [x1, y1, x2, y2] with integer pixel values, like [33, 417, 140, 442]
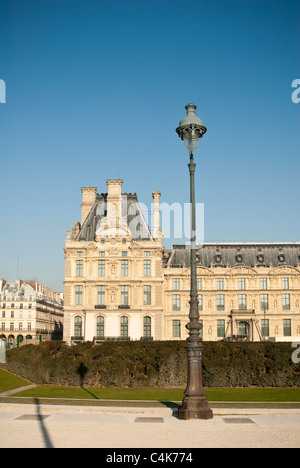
[0, 0, 299, 292]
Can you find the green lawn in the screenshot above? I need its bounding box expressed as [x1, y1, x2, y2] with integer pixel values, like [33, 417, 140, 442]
[1, 369, 299, 402]
[15, 385, 300, 402]
[0, 369, 32, 393]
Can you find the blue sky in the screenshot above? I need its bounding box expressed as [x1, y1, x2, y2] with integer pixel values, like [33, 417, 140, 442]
[0, 0, 299, 292]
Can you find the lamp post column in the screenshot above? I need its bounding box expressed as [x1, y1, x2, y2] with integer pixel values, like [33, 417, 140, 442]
[176, 103, 213, 420]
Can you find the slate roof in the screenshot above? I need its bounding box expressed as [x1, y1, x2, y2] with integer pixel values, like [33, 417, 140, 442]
[76, 193, 153, 242]
[166, 243, 300, 269]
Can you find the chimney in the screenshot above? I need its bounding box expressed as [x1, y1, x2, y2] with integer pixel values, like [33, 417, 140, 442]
[106, 179, 123, 221]
[152, 191, 161, 239]
[81, 187, 97, 225]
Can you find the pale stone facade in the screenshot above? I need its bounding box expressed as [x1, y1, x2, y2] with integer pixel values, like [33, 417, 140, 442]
[0, 280, 63, 344]
[164, 250, 300, 342]
[63, 180, 164, 344]
[63, 180, 300, 344]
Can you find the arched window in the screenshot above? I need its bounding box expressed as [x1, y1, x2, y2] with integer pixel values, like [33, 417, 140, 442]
[120, 316, 128, 338]
[96, 316, 104, 339]
[74, 316, 82, 338]
[143, 316, 152, 338]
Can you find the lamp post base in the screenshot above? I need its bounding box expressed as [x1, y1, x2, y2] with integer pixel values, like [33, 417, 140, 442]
[178, 397, 213, 420]
[178, 339, 213, 420]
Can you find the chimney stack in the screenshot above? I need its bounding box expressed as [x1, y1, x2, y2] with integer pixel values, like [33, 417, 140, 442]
[152, 191, 161, 239]
[81, 187, 97, 225]
[106, 179, 123, 221]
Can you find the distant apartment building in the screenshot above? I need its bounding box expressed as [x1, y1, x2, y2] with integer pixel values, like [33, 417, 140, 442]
[63, 179, 300, 344]
[0, 280, 64, 345]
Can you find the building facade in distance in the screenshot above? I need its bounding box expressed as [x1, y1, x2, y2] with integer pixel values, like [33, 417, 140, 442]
[164, 243, 300, 342]
[63, 180, 164, 344]
[0, 280, 64, 345]
[63, 180, 300, 344]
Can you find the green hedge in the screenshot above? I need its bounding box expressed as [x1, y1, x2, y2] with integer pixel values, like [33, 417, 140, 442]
[1, 341, 299, 388]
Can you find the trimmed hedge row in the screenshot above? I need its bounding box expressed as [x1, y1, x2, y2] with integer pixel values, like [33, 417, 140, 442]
[1, 340, 299, 388]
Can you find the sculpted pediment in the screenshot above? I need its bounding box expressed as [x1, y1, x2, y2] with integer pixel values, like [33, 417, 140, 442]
[226, 266, 257, 276]
[95, 216, 132, 241]
[196, 266, 215, 276]
[269, 265, 300, 275]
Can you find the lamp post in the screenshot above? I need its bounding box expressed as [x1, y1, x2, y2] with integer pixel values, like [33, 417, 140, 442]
[176, 103, 213, 420]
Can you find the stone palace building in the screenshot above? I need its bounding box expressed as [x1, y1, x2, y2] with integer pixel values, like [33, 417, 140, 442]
[0, 280, 64, 345]
[63, 179, 300, 344]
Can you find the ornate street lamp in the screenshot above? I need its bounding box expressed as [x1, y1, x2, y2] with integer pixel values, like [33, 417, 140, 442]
[176, 103, 213, 420]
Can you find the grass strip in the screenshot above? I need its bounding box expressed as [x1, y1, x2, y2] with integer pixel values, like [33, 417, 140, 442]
[14, 385, 300, 402]
[0, 369, 32, 393]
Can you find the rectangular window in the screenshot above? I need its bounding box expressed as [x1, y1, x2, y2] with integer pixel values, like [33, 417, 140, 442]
[96, 316, 104, 338]
[121, 259, 128, 277]
[98, 260, 105, 277]
[217, 278, 224, 290]
[261, 319, 269, 338]
[1, 323, 5, 330]
[283, 319, 291, 337]
[239, 294, 247, 310]
[122, 251, 128, 257]
[261, 294, 269, 310]
[144, 260, 151, 277]
[76, 260, 83, 277]
[120, 316, 128, 338]
[172, 294, 180, 311]
[99, 251, 105, 257]
[143, 286, 151, 305]
[10, 323, 14, 331]
[173, 279, 180, 290]
[11, 311, 14, 318]
[172, 320, 181, 338]
[282, 294, 290, 310]
[97, 286, 105, 306]
[198, 294, 203, 311]
[282, 278, 289, 290]
[77, 251, 83, 257]
[121, 286, 129, 306]
[217, 294, 225, 311]
[239, 278, 245, 290]
[217, 320, 225, 338]
[75, 286, 83, 305]
[143, 316, 151, 338]
[260, 278, 267, 290]
[197, 278, 202, 290]
[144, 251, 150, 257]
[19, 323, 23, 331]
[28, 323, 32, 331]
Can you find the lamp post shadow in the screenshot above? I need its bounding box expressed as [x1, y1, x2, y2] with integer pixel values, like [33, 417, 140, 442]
[34, 398, 54, 449]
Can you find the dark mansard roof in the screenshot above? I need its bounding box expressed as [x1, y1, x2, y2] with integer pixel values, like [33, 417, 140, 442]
[164, 243, 300, 269]
[76, 193, 153, 242]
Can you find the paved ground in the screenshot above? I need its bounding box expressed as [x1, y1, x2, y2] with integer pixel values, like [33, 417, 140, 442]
[0, 403, 299, 449]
